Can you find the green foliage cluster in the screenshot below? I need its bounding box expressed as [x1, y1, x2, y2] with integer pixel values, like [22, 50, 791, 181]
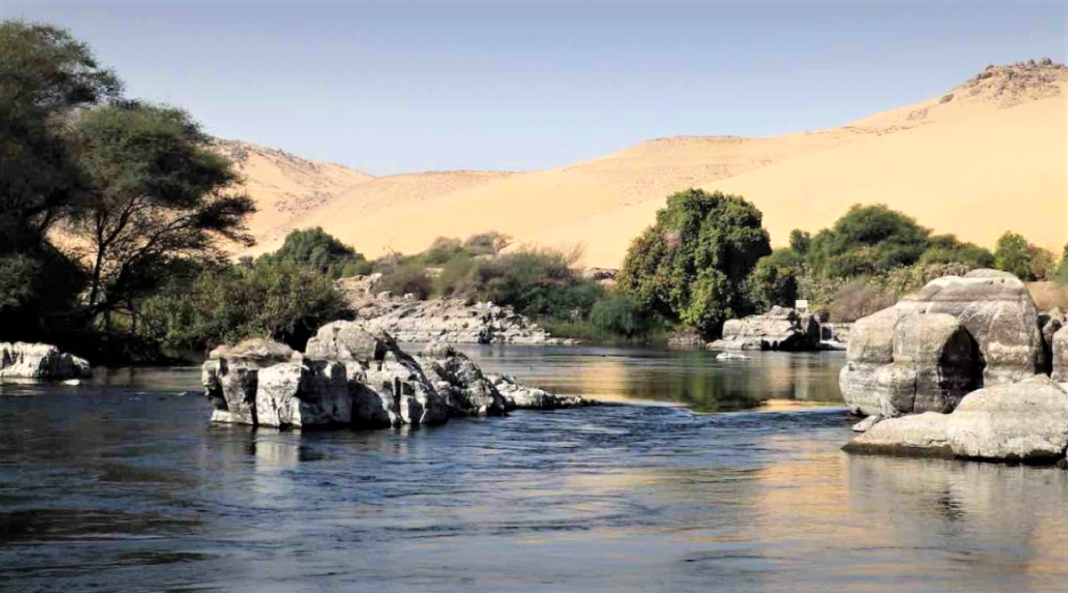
[140, 261, 348, 354]
[993, 231, 1057, 282]
[0, 20, 256, 361]
[617, 189, 771, 337]
[257, 227, 371, 279]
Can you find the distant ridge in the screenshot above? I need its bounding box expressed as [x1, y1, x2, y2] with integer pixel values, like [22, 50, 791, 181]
[232, 60, 1068, 266]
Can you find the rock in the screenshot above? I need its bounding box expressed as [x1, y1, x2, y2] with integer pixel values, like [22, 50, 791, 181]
[0, 342, 91, 381]
[1053, 326, 1068, 383]
[841, 270, 1047, 418]
[945, 375, 1068, 462]
[1040, 309, 1065, 374]
[491, 374, 591, 410]
[843, 412, 954, 458]
[334, 275, 574, 345]
[256, 360, 352, 428]
[708, 306, 820, 351]
[202, 339, 297, 425]
[851, 415, 883, 433]
[305, 320, 386, 362]
[716, 352, 750, 361]
[844, 376, 1068, 463]
[896, 270, 1045, 384]
[417, 342, 507, 416]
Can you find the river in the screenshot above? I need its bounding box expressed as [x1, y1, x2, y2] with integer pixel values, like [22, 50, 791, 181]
[2, 346, 1067, 593]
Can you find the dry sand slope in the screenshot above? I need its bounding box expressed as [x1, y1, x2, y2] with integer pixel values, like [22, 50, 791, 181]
[238, 62, 1068, 267]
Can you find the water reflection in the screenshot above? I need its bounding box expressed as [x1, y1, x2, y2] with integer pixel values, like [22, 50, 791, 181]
[454, 345, 846, 412]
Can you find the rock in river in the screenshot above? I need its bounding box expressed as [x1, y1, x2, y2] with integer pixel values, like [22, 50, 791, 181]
[0, 342, 91, 381]
[708, 306, 820, 351]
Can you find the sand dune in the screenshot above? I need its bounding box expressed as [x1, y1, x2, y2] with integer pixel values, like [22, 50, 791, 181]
[238, 62, 1068, 267]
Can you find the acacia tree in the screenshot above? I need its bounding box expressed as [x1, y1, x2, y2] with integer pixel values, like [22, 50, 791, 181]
[0, 21, 121, 337]
[617, 189, 771, 337]
[67, 102, 255, 330]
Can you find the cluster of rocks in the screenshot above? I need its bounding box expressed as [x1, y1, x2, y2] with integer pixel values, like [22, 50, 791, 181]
[708, 306, 822, 351]
[841, 269, 1068, 464]
[0, 342, 91, 381]
[336, 275, 575, 345]
[202, 321, 591, 429]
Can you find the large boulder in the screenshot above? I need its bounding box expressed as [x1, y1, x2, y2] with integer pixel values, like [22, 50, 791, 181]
[202, 339, 297, 425]
[840, 310, 979, 416]
[256, 360, 352, 428]
[845, 375, 1068, 463]
[841, 270, 1046, 417]
[895, 270, 1045, 384]
[0, 342, 90, 380]
[1053, 325, 1068, 383]
[709, 306, 820, 351]
[417, 342, 507, 416]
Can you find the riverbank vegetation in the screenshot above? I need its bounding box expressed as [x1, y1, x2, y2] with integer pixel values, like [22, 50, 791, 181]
[3, 20, 1066, 362]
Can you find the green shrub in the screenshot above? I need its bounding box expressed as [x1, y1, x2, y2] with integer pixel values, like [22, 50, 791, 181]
[806, 204, 931, 277]
[617, 189, 771, 336]
[745, 248, 803, 311]
[377, 262, 433, 299]
[258, 227, 371, 279]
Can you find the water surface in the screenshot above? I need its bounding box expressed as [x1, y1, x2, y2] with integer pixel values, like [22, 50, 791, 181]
[2, 346, 1067, 593]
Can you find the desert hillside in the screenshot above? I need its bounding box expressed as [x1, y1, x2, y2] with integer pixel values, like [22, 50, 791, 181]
[237, 60, 1068, 267]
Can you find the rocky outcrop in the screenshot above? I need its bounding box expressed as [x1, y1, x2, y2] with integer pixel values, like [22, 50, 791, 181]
[417, 342, 507, 416]
[204, 323, 587, 429]
[0, 342, 91, 381]
[709, 306, 820, 351]
[335, 275, 575, 345]
[840, 310, 980, 417]
[895, 269, 1045, 384]
[845, 375, 1068, 463]
[841, 270, 1045, 417]
[1051, 325, 1068, 383]
[491, 374, 591, 410]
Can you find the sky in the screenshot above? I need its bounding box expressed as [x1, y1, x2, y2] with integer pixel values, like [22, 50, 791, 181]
[3, 0, 1065, 176]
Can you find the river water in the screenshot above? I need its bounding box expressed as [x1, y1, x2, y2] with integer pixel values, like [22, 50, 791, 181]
[2, 346, 1067, 593]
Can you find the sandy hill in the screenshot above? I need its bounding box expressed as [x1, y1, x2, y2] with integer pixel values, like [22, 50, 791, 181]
[213, 139, 375, 246]
[238, 60, 1068, 267]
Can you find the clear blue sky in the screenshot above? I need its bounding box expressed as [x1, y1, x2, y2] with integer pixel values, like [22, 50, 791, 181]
[4, 1, 1065, 175]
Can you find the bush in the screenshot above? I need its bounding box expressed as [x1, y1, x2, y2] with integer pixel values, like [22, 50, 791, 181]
[377, 262, 433, 299]
[827, 281, 897, 323]
[141, 261, 349, 353]
[617, 189, 771, 336]
[745, 248, 803, 311]
[589, 293, 648, 337]
[806, 204, 931, 277]
[994, 231, 1035, 280]
[258, 227, 371, 279]
[919, 234, 995, 269]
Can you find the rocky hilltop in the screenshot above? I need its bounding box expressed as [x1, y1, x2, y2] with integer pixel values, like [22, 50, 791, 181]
[202, 323, 590, 429]
[335, 275, 575, 345]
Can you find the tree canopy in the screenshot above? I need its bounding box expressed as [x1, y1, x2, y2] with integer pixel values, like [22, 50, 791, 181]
[257, 227, 371, 278]
[617, 189, 771, 336]
[806, 204, 931, 278]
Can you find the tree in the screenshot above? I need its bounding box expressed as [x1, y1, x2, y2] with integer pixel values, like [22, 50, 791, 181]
[0, 20, 121, 338]
[617, 189, 771, 336]
[258, 227, 370, 278]
[788, 229, 812, 255]
[65, 102, 255, 330]
[141, 261, 348, 352]
[806, 204, 931, 278]
[918, 234, 995, 269]
[745, 248, 804, 311]
[994, 231, 1035, 280]
[1055, 242, 1068, 285]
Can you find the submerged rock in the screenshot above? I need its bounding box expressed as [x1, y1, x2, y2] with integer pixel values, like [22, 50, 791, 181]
[491, 374, 590, 410]
[708, 306, 820, 352]
[0, 342, 91, 381]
